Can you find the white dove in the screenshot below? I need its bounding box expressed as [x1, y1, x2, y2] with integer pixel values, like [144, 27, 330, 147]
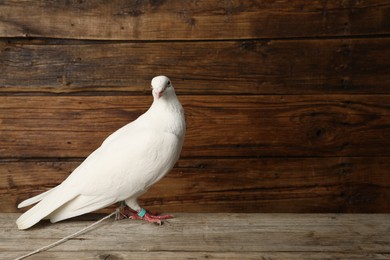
[16, 75, 186, 229]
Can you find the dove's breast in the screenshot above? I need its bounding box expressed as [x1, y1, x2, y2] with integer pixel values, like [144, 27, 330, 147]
[111, 130, 182, 199]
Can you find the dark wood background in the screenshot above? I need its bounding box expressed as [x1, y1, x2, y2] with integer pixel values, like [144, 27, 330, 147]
[0, 0, 389, 213]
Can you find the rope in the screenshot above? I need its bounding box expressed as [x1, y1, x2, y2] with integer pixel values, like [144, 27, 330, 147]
[15, 210, 118, 260]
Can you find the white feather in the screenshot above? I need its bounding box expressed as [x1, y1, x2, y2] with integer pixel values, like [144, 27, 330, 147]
[16, 76, 185, 229]
[17, 186, 58, 208]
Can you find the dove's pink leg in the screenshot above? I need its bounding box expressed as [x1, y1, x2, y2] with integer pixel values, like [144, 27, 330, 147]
[132, 211, 173, 225]
[117, 205, 173, 225]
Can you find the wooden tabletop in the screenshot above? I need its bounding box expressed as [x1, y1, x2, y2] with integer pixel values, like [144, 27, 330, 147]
[1, 213, 389, 259]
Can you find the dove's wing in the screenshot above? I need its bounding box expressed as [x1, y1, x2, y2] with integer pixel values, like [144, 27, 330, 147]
[16, 118, 143, 210]
[100, 109, 153, 147]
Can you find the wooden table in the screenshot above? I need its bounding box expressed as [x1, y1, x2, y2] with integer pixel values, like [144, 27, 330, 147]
[1, 213, 389, 259]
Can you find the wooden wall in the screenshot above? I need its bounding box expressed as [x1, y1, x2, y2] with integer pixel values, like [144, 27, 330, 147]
[0, 1, 389, 213]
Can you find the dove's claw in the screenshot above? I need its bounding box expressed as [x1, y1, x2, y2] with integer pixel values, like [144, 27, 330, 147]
[143, 214, 163, 225]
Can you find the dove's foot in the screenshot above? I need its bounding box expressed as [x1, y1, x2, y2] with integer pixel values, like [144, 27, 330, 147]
[135, 211, 173, 225]
[132, 208, 173, 225]
[116, 206, 173, 225]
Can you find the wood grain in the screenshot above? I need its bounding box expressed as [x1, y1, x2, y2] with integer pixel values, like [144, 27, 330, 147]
[0, 0, 389, 40]
[0, 1, 389, 215]
[3, 251, 390, 260]
[0, 95, 389, 158]
[1, 213, 389, 259]
[2, 157, 389, 213]
[1, 38, 389, 94]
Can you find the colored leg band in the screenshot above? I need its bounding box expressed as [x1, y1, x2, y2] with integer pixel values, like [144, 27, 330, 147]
[138, 208, 147, 218]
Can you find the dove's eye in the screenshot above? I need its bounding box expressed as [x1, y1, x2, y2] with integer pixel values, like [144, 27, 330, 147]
[167, 81, 171, 87]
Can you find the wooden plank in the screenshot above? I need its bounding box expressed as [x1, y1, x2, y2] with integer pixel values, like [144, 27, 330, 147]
[0, 1, 389, 40]
[0, 213, 389, 259]
[3, 251, 390, 260]
[0, 95, 389, 158]
[0, 38, 389, 94]
[2, 157, 389, 213]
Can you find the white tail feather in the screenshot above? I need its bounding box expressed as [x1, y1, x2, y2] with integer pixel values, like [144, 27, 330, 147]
[18, 186, 58, 208]
[16, 188, 77, 230]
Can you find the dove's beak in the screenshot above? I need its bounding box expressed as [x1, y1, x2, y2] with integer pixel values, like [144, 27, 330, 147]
[152, 88, 164, 99]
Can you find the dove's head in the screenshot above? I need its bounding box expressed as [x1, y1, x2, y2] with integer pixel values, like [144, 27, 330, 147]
[151, 75, 175, 100]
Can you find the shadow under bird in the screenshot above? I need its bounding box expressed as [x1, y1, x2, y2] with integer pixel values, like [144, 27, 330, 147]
[16, 76, 186, 229]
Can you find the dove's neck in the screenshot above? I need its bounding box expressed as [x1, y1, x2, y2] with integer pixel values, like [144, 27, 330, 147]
[147, 90, 185, 138]
[151, 90, 181, 112]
